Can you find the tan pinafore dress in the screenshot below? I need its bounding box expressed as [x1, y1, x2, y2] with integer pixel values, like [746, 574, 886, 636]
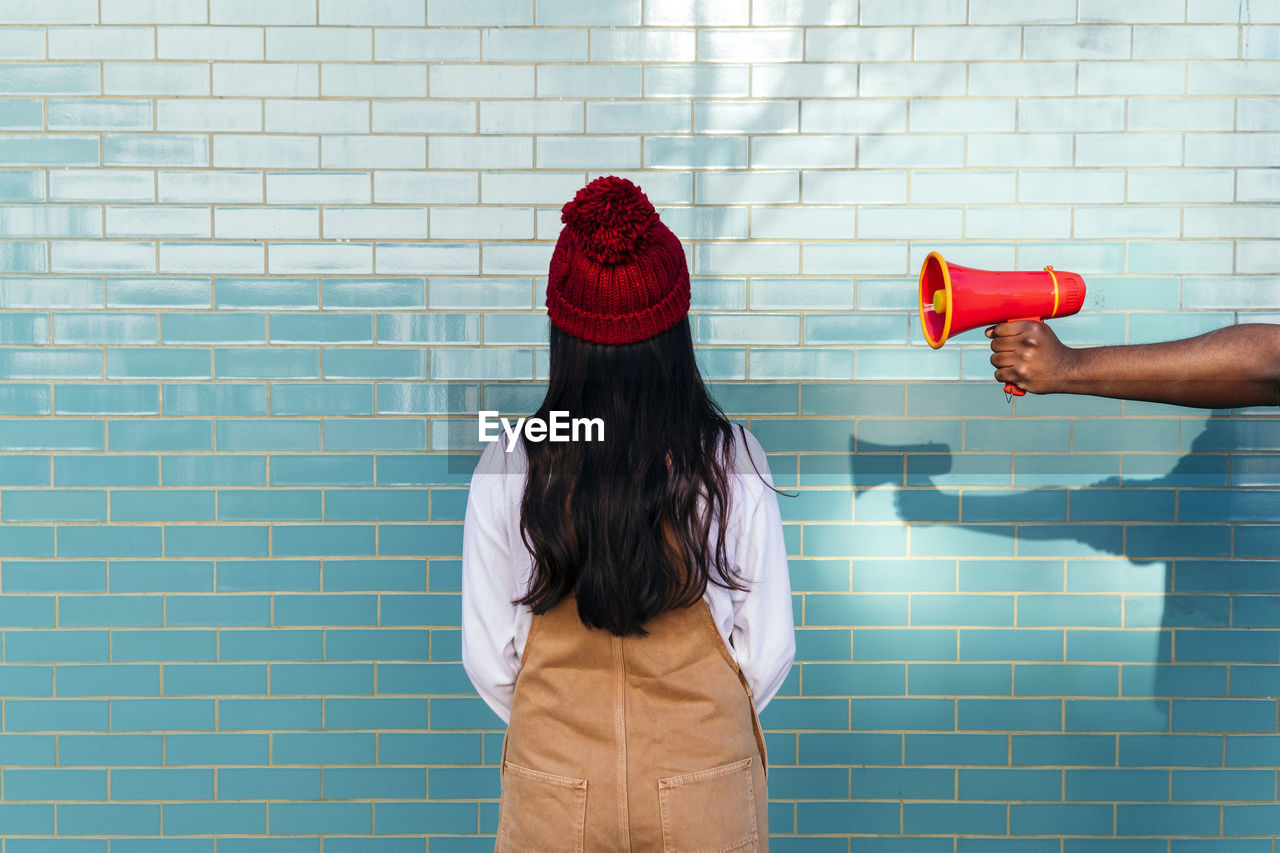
[495, 593, 770, 852]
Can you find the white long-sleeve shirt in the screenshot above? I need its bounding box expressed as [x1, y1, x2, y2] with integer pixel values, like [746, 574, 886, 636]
[460, 424, 796, 725]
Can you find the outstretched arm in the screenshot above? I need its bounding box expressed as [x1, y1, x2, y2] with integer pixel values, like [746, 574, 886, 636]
[987, 321, 1280, 409]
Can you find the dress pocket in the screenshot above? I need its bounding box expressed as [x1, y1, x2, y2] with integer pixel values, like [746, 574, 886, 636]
[658, 756, 758, 853]
[495, 759, 588, 853]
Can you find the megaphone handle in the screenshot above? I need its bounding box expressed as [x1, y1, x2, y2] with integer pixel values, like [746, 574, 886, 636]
[1002, 316, 1042, 398]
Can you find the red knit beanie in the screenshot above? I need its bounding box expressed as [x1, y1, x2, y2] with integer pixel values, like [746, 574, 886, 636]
[546, 175, 690, 345]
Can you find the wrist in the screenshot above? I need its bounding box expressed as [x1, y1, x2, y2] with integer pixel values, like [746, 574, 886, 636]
[1048, 345, 1085, 394]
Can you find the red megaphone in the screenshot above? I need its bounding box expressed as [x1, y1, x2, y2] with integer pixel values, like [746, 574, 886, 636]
[918, 251, 1086, 396]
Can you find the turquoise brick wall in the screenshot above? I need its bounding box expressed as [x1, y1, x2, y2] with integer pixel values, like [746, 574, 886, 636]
[0, 0, 1278, 849]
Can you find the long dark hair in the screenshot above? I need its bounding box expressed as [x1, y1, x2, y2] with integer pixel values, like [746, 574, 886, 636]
[517, 317, 763, 636]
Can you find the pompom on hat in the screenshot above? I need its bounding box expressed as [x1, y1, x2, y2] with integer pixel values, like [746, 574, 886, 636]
[546, 175, 690, 345]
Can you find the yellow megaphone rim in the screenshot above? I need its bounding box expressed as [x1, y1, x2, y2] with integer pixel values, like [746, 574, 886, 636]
[919, 250, 951, 349]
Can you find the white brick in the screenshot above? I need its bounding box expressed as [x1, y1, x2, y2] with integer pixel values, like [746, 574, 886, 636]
[1020, 98, 1125, 132]
[860, 207, 962, 240]
[860, 0, 964, 24]
[595, 171, 691, 205]
[1187, 133, 1280, 166]
[215, 206, 319, 239]
[1239, 98, 1280, 131]
[911, 171, 1016, 204]
[914, 27, 1021, 61]
[967, 134, 1073, 167]
[751, 206, 855, 239]
[52, 240, 154, 273]
[804, 28, 910, 62]
[376, 29, 480, 61]
[212, 0, 314, 24]
[967, 206, 1071, 239]
[643, 0, 747, 25]
[482, 28, 584, 62]
[971, 0, 1074, 23]
[1244, 25, 1280, 59]
[645, 65, 749, 98]
[267, 27, 373, 61]
[320, 0, 425, 26]
[160, 170, 262, 204]
[268, 100, 372, 134]
[1185, 205, 1280, 238]
[429, 207, 534, 240]
[482, 243, 556, 275]
[53, 170, 155, 203]
[751, 64, 858, 98]
[482, 101, 582, 134]
[111, 206, 208, 238]
[538, 136, 641, 169]
[590, 29, 695, 62]
[376, 243, 480, 275]
[1075, 205, 1182, 238]
[158, 242, 264, 274]
[324, 136, 427, 169]
[1129, 168, 1234, 202]
[376, 172, 477, 204]
[1191, 0, 1280, 21]
[537, 65, 641, 98]
[1130, 97, 1234, 131]
[1076, 133, 1183, 166]
[1018, 170, 1125, 203]
[0, 27, 47, 59]
[910, 99, 1015, 133]
[270, 242, 373, 274]
[803, 242, 907, 275]
[696, 242, 799, 275]
[105, 62, 210, 96]
[372, 101, 476, 134]
[752, 136, 857, 169]
[267, 172, 371, 205]
[213, 63, 318, 97]
[49, 27, 154, 59]
[656, 206, 747, 240]
[325, 207, 430, 239]
[0, 0, 96, 24]
[1024, 26, 1132, 60]
[860, 135, 964, 169]
[800, 100, 904, 134]
[969, 62, 1077, 96]
[1239, 242, 1280, 274]
[698, 29, 803, 63]
[1136, 24, 1239, 58]
[860, 63, 965, 97]
[645, 136, 746, 169]
[430, 64, 534, 98]
[1239, 169, 1280, 202]
[429, 0, 533, 25]
[1080, 61, 1187, 94]
[1080, 0, 1187, 23]
[697, 100, 796, 134]
[214, 136, 318, 169]
[1190, 61, 1280, 95]
[158, 100, 263, 133]
[754, 0, 856, 25]
[1129, 241, 1235, 274]
[479, 172, 581, 204]
[158, 27, 264, 60]
[323, 63, 426, 98]
[589, 102, 690, 134]
[697, 171, 798, 204]
[429, 137, 529, 170]
[103, 0, 206, 23]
